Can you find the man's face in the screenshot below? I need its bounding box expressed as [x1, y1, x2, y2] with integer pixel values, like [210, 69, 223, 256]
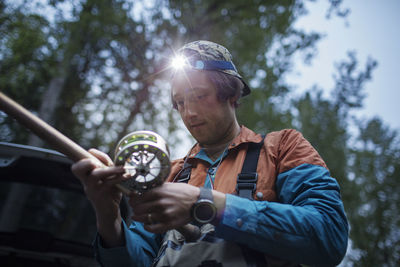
[171, 71, 237, 147]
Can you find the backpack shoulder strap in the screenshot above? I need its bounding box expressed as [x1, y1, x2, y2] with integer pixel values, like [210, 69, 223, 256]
[236, 135, 267, 267]
[236, 135, 265, 200]
[175, 160, 192, 183]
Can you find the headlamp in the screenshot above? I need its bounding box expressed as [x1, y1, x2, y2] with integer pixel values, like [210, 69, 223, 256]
[171, 55, 188, 70]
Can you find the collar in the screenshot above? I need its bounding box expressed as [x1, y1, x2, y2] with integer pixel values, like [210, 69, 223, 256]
[195, 148, 229, 165]
[185, 125, 263, 160]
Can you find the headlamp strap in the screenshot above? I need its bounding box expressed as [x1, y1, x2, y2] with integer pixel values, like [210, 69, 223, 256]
[193, 60, 236, 71]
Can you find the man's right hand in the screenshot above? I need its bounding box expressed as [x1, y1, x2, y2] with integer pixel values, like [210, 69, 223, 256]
[71, 148, 128, 247]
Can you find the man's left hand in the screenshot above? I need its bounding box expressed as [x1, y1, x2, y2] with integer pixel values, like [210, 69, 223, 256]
[129, 182, 200, 233]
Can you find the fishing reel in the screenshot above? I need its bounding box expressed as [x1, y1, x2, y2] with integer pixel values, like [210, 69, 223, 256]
[114, 131, 171, 193]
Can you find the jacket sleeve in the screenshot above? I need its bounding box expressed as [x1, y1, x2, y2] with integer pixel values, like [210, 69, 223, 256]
[214, 130, 349, 266]
[93, 220, 162, 267]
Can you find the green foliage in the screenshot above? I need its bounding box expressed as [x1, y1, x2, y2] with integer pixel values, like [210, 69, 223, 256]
[348, 118, 400, 266]
[0, 4, 56, 142]
[294, 89, 347, 180]
[292, 49, 399, 266]
[293, 52, 377, 187]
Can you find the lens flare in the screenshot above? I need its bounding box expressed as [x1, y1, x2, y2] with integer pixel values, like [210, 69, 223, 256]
[171, 55, 187, 70]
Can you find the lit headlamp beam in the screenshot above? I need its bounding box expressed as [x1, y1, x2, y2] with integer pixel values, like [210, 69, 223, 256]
[168, 52, 195, 94]
[170, 55, 187, 70]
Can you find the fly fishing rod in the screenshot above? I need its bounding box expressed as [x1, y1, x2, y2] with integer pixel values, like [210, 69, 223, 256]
[0, 91, 200, 240]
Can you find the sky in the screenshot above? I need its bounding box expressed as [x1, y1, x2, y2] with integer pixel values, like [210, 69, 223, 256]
[289, 0, 400, 130]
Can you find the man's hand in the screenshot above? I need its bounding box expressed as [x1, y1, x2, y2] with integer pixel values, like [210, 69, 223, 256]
[129, 183, 227, 233]
[129, 183, 200, 233]
[71, 148, 128, 247]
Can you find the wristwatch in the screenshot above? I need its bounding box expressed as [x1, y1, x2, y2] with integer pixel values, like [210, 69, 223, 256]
[191, 187, 217, 224]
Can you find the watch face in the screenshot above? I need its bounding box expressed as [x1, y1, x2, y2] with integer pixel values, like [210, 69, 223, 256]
[193, 199, 217, 224]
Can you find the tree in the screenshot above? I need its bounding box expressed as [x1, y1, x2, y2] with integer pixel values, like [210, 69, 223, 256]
[293, 52, 377, 200]
[348, 118, 400, 266]
[0, 1, 56, 143]
[292, 50, 400, 265]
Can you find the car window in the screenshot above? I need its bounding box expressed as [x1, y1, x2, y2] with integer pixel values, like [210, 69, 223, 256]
[0, 181, 96, 245]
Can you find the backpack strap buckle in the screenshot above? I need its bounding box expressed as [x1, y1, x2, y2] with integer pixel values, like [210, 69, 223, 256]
[236, 172, 258, 200]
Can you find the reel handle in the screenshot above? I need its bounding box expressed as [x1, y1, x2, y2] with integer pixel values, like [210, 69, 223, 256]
[0, 92, 130, 194]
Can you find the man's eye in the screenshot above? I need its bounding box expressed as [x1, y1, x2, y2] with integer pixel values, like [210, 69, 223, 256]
[176, 100, 184, 107]
[197, 95, 206, 100]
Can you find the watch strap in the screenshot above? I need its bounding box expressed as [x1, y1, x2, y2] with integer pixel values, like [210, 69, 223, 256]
[199, 186, 213, 202]
[192, 187, 217, 225]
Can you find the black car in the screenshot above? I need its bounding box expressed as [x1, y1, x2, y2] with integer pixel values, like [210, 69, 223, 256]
[0, 142, 129, 266]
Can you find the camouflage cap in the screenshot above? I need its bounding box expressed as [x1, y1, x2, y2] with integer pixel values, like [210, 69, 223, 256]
[177, 40, 251, 97]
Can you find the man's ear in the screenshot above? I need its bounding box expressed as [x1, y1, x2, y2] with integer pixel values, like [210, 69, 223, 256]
[229, 97, 235, 107]
[229, 94, 240, 108]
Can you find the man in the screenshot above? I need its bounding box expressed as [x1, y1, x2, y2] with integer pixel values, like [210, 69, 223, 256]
[72, 40, 348, 266]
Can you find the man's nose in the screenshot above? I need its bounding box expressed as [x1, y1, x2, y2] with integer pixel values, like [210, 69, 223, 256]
[183, 99, 198, 117]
